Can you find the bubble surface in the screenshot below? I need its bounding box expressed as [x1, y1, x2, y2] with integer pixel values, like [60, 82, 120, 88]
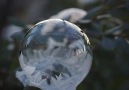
[19, 19, 92, 90]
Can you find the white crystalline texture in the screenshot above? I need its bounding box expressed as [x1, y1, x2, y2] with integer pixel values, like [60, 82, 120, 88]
[16, 19, 92, 90]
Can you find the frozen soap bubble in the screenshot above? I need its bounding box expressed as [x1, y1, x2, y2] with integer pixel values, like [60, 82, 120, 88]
[17, 19, 92, 90]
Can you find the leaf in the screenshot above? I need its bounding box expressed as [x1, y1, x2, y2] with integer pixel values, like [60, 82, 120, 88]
[100, 37, 115, 51]
[104, 25, 123, 35]
[84, 5, 104, 19]
[103, 0, 125, 6]
[115, 38, 129, 75]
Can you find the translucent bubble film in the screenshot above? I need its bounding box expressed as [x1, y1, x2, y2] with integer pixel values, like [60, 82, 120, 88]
[18, 19, 92, 90]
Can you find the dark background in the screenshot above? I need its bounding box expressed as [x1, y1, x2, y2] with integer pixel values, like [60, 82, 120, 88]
[0, 0, 129, 90]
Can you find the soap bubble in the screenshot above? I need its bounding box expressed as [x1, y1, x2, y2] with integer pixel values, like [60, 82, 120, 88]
[18, 19, 92, 90]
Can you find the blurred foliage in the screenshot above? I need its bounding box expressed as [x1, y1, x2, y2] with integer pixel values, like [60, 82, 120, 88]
[0, 0, 129, 90]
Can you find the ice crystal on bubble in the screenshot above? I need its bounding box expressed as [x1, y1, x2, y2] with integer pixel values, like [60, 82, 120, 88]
[16, 19, 92, 90]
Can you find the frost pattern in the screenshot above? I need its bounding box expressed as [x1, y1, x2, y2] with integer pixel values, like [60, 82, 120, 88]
[16, 38, 92, 90]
